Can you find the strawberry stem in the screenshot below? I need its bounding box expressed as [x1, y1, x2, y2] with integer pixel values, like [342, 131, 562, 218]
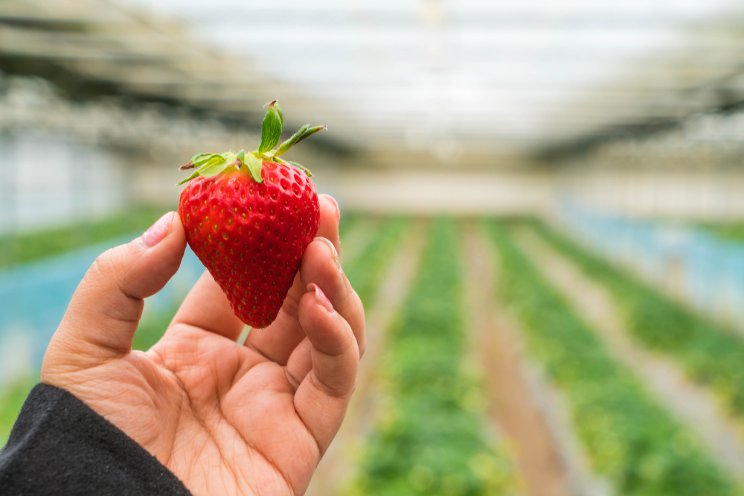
[177, 101, 325, 186]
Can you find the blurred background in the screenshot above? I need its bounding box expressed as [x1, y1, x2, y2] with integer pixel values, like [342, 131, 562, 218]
[3, 1, 744, 495]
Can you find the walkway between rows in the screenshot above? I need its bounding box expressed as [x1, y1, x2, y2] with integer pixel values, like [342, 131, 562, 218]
[463, 226, 605, 496]
[516, 228, 744, 481]
[306, 223, 426, 496]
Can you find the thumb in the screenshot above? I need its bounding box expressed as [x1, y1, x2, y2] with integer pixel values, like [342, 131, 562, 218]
[46, 211, 186, 366]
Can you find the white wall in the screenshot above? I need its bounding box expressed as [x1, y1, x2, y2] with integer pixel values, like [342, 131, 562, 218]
[555, 165, 744, 220]
[6, 131, 743, 228]
[0, 131, 131, 234]
[132, 158, 744, 220]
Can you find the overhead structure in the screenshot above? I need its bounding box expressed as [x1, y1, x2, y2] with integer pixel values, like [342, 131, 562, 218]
[2, 0, 744, 164]
[0, 0, 340, 151]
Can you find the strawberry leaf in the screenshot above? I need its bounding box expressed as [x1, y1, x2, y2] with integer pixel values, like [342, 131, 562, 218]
[274, 124, 326, 157]
[179, 103, 323, 187]
[243, 153, 264, 183]
[191, 152, 221, 167]
[197, 155, 230, 178]
[177, 169, 201, 185]
[258, 101, 284, 154]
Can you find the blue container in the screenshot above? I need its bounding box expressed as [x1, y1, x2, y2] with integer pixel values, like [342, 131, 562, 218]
[0, 237, 203, 386]
[558, 201, 744, 335]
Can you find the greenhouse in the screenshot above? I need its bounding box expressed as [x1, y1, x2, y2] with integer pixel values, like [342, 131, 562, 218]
[2, 1, 744, 495]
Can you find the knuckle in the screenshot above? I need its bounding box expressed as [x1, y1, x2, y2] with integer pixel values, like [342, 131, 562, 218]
[90, 249, 117, 280]
[88, 245, 131, 296]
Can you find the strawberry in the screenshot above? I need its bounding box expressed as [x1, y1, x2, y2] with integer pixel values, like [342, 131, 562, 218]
[177, 101, 324, 328]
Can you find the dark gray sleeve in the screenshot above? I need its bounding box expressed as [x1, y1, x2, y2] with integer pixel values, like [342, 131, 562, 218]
[0, 383, 191, 496]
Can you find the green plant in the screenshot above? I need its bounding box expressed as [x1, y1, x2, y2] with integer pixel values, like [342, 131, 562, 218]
[534, 221, 744, 420]
[699, 222, 744, 242]
[0, 376, 38, 446]
[351, 220, 516, 496]
[0, 205, 163, 269]
[343, 218, 407, 307]
[486, 222, 735, 496]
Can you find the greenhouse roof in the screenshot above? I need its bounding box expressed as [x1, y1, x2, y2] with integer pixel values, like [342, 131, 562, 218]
[2, 0, 744, 160]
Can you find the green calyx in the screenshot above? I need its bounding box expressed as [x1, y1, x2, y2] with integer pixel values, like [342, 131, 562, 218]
[178, 100, 326, 186]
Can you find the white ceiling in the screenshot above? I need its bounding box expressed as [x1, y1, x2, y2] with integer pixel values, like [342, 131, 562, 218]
[111, 0, 744, 155]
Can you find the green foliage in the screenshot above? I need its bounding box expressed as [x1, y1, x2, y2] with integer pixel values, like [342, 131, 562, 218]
[343, 218, 407, 307]
[0, 205, 163, 269]
[258, 101, 284, 153]
[699, 222, 744, 242]
[242, 153, 264, 183]
[0, 376, 38, 446]
[274, 124, 326, 157]
[132, 307, 178, 351]
[486, 222, 736, 496]
[351, 220, 517, 496]
[0, 305, 178, 445]
[338, 212, 358, 238]
[534, 222, 744, 420]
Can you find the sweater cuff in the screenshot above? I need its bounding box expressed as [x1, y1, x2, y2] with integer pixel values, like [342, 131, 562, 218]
[0, 383, 190, 495]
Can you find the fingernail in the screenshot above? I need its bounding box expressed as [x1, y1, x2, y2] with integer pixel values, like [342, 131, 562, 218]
[326, 195, 341, 221]
[307, 283, 334, 313]
[142, 212, 174, 247]
[314, 236, 342, 271]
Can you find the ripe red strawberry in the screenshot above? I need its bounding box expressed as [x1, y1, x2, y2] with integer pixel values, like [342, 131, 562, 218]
[177, 101, 324, 328]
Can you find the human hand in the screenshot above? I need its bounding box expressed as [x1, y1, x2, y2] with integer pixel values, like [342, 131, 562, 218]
[41, 195, 364, 496]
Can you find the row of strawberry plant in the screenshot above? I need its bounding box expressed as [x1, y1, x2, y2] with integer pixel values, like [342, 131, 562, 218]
[351, 220, 516, 496]
[533, 221, 744, 420]
[0, 378, 39, 446]
[698, 221, 744, 242]
[338, 211, 358, 237]
[342, 217, 407, 307]
[486, 222, 736, 496]
[0, 205, 164, 269]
